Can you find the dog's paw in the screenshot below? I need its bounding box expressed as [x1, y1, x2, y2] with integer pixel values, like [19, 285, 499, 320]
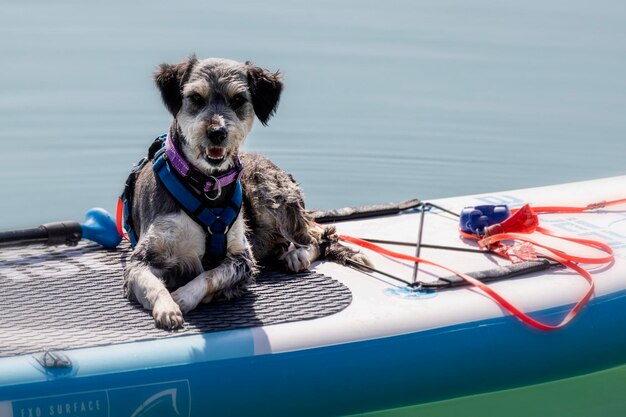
[282, 247, 311, 273]
[152, 296, 184, 330]
[171, 279, 207, 313]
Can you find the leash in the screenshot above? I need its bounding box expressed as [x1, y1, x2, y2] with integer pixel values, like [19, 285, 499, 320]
[459, 203, 615, 265]
[337, 197, 624, 331]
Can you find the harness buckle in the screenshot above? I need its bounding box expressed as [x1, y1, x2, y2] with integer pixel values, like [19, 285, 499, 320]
[205, 176, 222, 201]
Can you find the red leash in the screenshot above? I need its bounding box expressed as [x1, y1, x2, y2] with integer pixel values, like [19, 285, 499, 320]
[116, 197, 130, 242]
[338, 198, 623, 331]
[526, 198, 626, 214]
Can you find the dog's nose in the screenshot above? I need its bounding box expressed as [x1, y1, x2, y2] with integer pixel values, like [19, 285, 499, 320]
[207, 127, 228, 144]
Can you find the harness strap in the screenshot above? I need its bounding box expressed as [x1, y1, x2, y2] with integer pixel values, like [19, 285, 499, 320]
[116, 135, 243, 262]
[203, 186, 242, 260]
[116, 156, 150, 246]
[152, 147, 242, 261]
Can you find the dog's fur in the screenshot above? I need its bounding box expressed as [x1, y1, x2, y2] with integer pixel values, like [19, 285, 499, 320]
[123, 57, 371, 329]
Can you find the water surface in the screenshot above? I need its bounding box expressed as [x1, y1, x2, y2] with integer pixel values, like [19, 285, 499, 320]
[1, 0, 625, 229]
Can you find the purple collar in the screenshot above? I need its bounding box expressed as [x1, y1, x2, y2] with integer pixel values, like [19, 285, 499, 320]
[165, 132, 243, 195]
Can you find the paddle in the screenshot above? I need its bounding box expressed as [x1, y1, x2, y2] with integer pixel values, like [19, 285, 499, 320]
[0, 208, 121, 249]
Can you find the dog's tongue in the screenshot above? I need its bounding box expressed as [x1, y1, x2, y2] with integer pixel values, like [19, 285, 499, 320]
[208, 147, 226, 159]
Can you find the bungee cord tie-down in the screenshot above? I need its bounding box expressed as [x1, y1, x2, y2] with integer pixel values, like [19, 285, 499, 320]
[335, 197, 626, 331]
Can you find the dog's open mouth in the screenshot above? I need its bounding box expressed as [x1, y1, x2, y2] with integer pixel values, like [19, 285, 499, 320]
[205, 147, 226, 164]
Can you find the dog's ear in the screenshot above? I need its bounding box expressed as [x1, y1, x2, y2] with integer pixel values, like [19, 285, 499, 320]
[154, 55, 198, 116]
[246, 62, 283, 125]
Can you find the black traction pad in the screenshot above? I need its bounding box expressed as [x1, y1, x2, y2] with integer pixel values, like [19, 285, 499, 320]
[0, 243, 352, 357]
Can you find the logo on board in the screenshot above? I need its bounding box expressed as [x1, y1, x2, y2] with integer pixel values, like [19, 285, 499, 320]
[6, 380, 190, 417]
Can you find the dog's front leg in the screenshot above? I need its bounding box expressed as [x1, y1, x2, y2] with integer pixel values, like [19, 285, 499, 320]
[124, 261, 184, 329]
[170, 254, 254, 312]
[171, 216, 258, 312]
[171, 249, 257, 312]
[124, 213, 206, 329]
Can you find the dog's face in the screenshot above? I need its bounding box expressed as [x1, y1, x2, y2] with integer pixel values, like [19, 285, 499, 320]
[154, 57, 282, 173]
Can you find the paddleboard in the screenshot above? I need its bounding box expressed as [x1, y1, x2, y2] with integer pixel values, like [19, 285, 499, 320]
[1, 175, 625, 417]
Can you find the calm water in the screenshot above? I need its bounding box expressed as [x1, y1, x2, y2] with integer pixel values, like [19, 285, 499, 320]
[1, 0, 626, 414]
[1, 0, 625, 230]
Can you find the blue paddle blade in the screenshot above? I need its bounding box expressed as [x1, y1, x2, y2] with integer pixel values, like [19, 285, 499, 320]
[81, 208, 122, 249]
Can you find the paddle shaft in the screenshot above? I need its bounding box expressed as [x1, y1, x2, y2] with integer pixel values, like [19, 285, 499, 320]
[0, 221, 82, 248]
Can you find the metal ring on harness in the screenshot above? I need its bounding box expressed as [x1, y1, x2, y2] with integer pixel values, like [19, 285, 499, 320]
[205, 176, 222, 201]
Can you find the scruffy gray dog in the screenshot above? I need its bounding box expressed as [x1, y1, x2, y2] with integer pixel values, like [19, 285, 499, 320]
[123, 56, 370, 329]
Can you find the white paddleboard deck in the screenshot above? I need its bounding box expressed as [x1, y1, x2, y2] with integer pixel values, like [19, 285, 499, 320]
[264, 175, 626, 352]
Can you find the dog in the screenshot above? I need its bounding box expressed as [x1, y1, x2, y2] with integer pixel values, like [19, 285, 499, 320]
[122, 56, 371, 329]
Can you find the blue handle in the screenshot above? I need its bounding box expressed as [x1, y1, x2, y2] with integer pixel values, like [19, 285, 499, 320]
[81, 208, 122, 249]
[459, 205, 510, 235]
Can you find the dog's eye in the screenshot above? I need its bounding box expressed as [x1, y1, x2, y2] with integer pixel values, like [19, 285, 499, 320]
[188, 93, 205, 106]
[230, 95, 246, 110]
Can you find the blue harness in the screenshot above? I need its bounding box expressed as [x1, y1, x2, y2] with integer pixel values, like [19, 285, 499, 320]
[120, 136, 243, 261]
